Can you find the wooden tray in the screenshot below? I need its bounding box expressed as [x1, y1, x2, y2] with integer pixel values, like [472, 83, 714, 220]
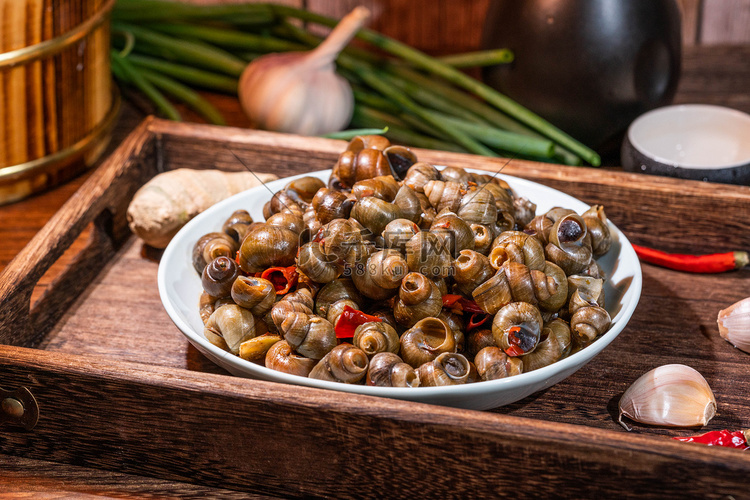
[1, 117, 749, 497]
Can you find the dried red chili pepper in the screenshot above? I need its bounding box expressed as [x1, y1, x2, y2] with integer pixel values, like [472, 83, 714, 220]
[334, 305, 382, 339]
[504, 326, 526, 357]
[672, 429, 749, 450]
[442, 294, 485, 314]
[467, 313, 491, 331]
[260, 266, 298, 294]
[633, 244, 749, 274]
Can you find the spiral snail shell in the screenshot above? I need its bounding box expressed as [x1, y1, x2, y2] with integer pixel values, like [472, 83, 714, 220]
[393, 185, 422, 224]
[537, 261, 569, 312]
[352, 175, 400, 201]
[382, 218, 420, 253]
[265, 340, 317, 377]
[284, 176, 326, 205]
[351, 196, 404, 236]
[465, 328, 496, 359]
[452, 249, 494, 296]
[231, 276, 277, 316]
[204, 304, 256, 355]
[430, 212, 475, 258]
[545, 213, 593, 275]
[393, 272, 443, 327]
[238, 225, 298, 274]
[311, 188, 355, 225]
[222, 209, 254, 244]
[403, 162, 440, 193]
[297, 241, 343, 284]
[278, 311, 337, 360]
[582, 205, 612, 257]
[332, 135, 394, 188]
[475, 346, 523, 381]
[404, 231, 452, 279]
[417, 352, 471, 386]
[457, 187, 497, 226]
[192, 232, 238, 274]
[365, 249, 407, 291]
[266, 210, 305, 235]
[270, 288, 314, 330]
[314, 279, 362, 318]
[399, 317, 456, 368]
[471, 261, 556, 315]
[309, 343, 369, 383]
[570, 306, 611, 347]
[353, 321, 400, 358]
[567, 276, 605, 314]
[471, 223, 494, 255]
[492, 302, 543, 356]
[522, 319, 572, 372]
[201, 256, 240, 298]
[513, 196, 537, 229]
[423, 179, 464, 214]
[199, 291, 218, 325]
[489, 231, 546, 271]
[438, 165, 471, 184]
[366, 352, 420, 387]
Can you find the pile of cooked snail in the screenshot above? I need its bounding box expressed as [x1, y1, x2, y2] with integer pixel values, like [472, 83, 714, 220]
[192, 135, 614, 388]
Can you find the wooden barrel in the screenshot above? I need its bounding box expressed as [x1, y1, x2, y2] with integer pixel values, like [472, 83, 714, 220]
[0, 0, 119, 205]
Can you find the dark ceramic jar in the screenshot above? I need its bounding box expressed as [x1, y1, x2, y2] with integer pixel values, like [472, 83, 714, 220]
[481, 0, 681, 152]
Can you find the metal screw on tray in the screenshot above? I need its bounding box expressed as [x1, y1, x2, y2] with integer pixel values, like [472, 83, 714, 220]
[1, 397, 25, 418]
[0, 387, 39, 430]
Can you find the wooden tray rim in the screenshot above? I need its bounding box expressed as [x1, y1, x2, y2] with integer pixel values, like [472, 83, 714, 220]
[1, 117, 749, 492]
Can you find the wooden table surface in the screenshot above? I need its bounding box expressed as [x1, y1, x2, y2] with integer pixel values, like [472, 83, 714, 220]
[1, 43, 749, 498]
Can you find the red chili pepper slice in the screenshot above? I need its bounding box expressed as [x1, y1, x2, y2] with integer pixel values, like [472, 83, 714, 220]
[260, 266, 298, 295]
[467, 313, 491, 331]
[442, 294, 485, 314]
[633, 244, 749, 274]
[505, 344, 525, 357]
[673, 429, 749, 450]
[334, 305, 382, 339]
[504, 326, 526, 357]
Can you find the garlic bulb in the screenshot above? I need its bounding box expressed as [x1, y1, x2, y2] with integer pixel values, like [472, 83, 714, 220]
[717, 297, 750, 354]
[238, 7, 370, 135]
[618, 364, 716, 431]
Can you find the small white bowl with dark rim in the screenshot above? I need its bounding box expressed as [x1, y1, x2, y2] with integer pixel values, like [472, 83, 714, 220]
[621, 104, 750, 184]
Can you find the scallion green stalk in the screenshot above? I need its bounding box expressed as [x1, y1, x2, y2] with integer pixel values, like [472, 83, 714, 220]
[349, 62, 497, 157]
[127, 54, 238, 94]
[113, 22, 247, 77]
[269, 4, 600, 165]
[111, 50, 182, 121]
[138, 68, 226, 125]
[438, 49, 514, 68]
[425, 111, 556, 158]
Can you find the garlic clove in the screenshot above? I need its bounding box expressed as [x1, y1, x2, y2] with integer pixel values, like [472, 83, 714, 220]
[618, 364, 716, 431]
[717, 297, 750, 354]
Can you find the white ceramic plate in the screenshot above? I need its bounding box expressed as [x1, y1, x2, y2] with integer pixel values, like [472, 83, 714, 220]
[158, 169, 642, 410]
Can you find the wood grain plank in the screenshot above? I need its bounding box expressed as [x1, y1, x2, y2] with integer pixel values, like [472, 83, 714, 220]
[0, 456, 269, 499]
[0, 119, 157, 348]
[306, 0, 491, 54]
[676, 0, 703, 45]
[1, 345, 748, 498]
[700, 0, 750, 44]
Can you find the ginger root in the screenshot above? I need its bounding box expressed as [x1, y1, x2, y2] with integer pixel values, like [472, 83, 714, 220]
[127, 168, 277, 248]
